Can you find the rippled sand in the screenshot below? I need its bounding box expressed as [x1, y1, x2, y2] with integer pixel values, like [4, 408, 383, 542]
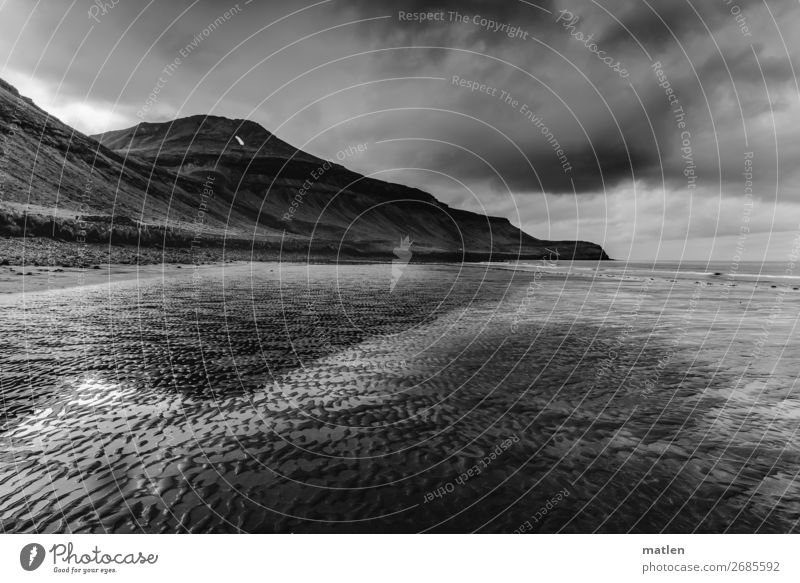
[1, 263, 798, 533]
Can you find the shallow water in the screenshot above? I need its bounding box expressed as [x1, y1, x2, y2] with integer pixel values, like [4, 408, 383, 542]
[0, 263, 798, 533]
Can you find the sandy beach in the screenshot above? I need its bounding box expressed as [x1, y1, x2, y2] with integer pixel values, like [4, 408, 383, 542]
[1, 261, 798, 533]
[0, 262, 241, 296]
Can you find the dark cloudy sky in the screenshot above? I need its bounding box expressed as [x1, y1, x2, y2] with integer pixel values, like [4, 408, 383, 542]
[2, 0, 799, 260]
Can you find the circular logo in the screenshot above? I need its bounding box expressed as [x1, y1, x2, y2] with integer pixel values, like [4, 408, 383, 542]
[20, 543, 46, 571]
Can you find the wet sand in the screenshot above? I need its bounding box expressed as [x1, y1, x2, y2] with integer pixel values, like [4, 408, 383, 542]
[0, 263, 211, 296]
[0, 262, 798, 533]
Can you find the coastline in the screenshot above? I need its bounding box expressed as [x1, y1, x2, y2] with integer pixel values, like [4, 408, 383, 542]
[0, 259, 519, 296]
[4, 253, 797, 299]
[0, 259, 506, 297]
[0, 233, 613, 298]
[0, 262, 244, 296]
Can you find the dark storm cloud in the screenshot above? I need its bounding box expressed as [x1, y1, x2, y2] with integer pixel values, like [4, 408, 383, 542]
[696, 43, 796, 97]
[339, 0, 557, 71]
[2, 0, 799, 202]
[595, 0, 733, 53]
[338, 0, 800, 197]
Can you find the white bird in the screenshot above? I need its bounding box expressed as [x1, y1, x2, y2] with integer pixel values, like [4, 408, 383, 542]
[234, 135, 245, 147]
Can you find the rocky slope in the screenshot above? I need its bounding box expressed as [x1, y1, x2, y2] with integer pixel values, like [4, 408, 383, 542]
[0, 77, 609, 262]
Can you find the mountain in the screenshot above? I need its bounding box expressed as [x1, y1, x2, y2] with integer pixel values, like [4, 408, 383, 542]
[0, 77, 609, 261]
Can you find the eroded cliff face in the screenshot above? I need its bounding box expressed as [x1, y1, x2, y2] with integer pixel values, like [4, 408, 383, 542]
[1, 77, 609, 260]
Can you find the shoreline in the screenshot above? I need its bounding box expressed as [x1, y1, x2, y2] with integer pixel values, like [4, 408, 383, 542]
[3, 257, 798, 299]
[0, 234, 611, 269]
[0, 262, 245, 296]
[0, 259, 522, 297]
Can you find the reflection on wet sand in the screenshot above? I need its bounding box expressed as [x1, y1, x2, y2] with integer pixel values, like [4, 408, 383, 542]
[0, 263, 798, 533]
